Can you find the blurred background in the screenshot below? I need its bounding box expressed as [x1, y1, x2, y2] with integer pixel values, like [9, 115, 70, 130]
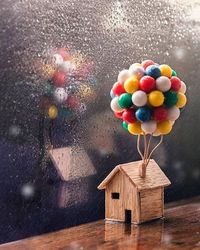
[0, 0, 200, 244]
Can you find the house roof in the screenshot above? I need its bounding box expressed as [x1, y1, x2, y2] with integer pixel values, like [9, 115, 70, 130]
[98, 159, 171, 191]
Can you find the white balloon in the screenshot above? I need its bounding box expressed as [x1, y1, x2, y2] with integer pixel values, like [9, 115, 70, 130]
[129, 66, 144, 79]
[141, 121, 157, 134]
[52, 53, 63, 67]
[132, 90, 147, 107]
[118, 69, 130, 83]
[167, 106, 180, 121]
[179, 81, 187, 94]
[60, 61, 76, 73]
[110, 97, 124, 113]
[53, 88, 68, 104]
[156, 76, 171, 92]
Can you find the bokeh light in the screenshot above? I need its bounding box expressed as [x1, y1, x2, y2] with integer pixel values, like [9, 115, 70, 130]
[21, 183, 35, 199]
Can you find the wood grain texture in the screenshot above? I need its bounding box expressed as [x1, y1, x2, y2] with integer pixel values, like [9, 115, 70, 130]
[140, 187, 163, 222]
[105, 171, 139, 223]
[98, 159, 171, 191]
[1, 196, 200, 250]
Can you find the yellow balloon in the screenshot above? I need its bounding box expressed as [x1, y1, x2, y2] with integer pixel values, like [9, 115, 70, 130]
[157, 120, 173, 135]
[148, 90, 164, 107]
[78, 84, 93, 98]
[153, 129, 161, 137]
[176, 92, 187, 108]
[48, 105, 58, 119]
[159, 64, 172, 78]
[128, 122, 142, 135]
[42, 64, 55, 78]
[124, 77, 139, 94]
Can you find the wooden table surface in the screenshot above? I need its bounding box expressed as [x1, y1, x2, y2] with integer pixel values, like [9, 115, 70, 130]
[0, 196, 200, 250]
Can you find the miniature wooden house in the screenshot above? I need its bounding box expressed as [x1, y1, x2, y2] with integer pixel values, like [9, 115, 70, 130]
[98, 159, 171, 224]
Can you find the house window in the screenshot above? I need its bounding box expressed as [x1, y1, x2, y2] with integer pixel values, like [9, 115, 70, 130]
[111, 192, 120, 199]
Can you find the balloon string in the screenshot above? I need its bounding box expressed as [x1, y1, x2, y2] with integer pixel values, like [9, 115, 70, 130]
[136, 134, 163, 170]
[146, 135, 163, 166]
[143, 133, 148, 165]
[146, 134, 152, 163]
[137, 135, 144, 160]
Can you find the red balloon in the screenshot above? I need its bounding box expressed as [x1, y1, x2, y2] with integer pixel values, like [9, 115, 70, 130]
[141, 60, 155, 70]
[52, 71, 66, 87]
[153, 107, 168, 121]
[57, 48, 70, 60]
[114, 111, 123, 118]
[139, 76, 156, 93]
[112, 82, 126, 96]
[170, 76, 181, 91]
[65, 95, 80, 109]
[122, 109, 136, 123]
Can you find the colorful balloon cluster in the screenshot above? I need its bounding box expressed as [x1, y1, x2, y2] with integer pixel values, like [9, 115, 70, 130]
[40, 48, 96, 120]
[110, 60, 187, 136]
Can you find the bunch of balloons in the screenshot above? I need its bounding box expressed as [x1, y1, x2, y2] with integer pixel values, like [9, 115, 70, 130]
[110, 60, 187, 136]
[40, 47, 96, 120]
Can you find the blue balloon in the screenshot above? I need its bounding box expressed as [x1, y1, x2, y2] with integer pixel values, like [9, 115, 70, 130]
[135, 107, 152, 122]
[146, 65, 161, 79]
[110, 89, 116, 99]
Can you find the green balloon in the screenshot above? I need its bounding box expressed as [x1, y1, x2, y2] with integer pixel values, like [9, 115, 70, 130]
[118, 93, 133, 108]
[172, 70, 177, 77]
[164, 91, 178, 107]
[122, 121, 128, 131]
[44, 83, 53, 95]
[59, 107, 75, 120]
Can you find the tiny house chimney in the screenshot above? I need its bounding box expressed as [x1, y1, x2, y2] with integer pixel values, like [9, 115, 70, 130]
[139, 162, 146, 178]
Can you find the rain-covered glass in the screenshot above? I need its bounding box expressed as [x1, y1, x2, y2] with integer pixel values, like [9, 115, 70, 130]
[0, 0, 200, 243]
